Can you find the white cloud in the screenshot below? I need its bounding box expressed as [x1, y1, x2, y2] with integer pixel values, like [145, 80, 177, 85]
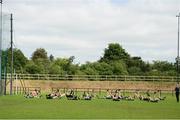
[2, 0, 180, 63]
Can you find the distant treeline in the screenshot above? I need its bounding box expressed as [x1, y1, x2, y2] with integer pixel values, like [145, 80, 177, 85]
[1, 43, 177, 76]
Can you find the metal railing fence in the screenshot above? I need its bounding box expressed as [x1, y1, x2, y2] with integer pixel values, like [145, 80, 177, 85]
[3, 73, 179, 82]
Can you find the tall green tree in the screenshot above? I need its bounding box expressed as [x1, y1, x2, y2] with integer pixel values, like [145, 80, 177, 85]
[100, 43, 130, 63]
[3, 48, 28, 73]
[12, 49, 28, 73]
[48, 63, 65, 74]
[80, 62, 99, 75]
[110, 60, 128, 75]
[127, 57, 151, 75]
[32, 48, 48, 61]
[25, 61, 43, 74]
[152, 61, 175, 72]
[31, 48, 50, 73]
[50, 56, 77, 75]
[93, 62, 113, 75]
[147, 61, 176, 76]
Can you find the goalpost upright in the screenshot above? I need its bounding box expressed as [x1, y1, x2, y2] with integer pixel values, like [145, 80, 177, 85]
[0, 0, 3, 95]
[0, 0, 14, 95]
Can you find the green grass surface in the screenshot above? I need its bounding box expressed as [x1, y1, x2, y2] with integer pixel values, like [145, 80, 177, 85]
[0, 94, 179, 119]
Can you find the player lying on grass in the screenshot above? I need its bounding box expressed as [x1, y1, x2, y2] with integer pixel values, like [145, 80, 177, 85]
[104, 89, 134, 101]
[105, 89, 112, 99]
[139, 90, 166, 102]
[139, 90, 155, 102]
[81, 91, 92, 100]
[157, 90, 166, 100]
[24, 89, 42, 98]
[106, 89, 166, 102]
[66, 89, 79, 100]
[113, 89, 134, 101]
[46, 89, 65, 99]
[112, 91, 120, 101]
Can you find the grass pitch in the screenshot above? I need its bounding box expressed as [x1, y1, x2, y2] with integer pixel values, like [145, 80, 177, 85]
[0, 94, 179, 119]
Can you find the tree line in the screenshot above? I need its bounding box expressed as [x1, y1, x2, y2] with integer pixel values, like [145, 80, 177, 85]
[2, 43, 177, 76]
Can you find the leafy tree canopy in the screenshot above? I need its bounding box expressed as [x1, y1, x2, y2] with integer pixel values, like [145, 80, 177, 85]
[31, 48, 48, 61]
[100, 43, 130, 63]
[2, 48, 28, 73]
[2, 44, 177, 76]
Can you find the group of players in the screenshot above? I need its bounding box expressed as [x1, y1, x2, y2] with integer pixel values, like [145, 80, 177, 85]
[46, 89, 92, 100]
[24, 88, 166, 102]
[104, 89, 166, 102]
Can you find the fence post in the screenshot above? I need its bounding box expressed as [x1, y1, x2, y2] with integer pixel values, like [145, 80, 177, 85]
[37, 74, 39, 80]
[99, 88, 101, 95]
[19, 87, 21, 94]
[172, 90, 174, 96]
[123, 89, 125, 96]
[15, 74, 18, 95]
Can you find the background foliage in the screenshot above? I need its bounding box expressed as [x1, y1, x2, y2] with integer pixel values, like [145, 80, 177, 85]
[2, 43, 177, 76]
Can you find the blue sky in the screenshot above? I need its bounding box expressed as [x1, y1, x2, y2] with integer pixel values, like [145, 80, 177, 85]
[2, 0, 180, 64]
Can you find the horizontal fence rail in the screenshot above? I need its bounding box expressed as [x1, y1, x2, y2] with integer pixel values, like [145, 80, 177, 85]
[2, 73, 179, 82]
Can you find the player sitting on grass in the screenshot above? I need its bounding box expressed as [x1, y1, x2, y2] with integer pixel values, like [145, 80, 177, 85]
[105, 89, 112, 99]
[46, 89, 62, 99]
[134, 90, 140, 99]
[119, 91, 134, 101]
[82, 91, 92, 100]
[66, 89, 78, 100]
[157, 90, 166, 100]
[139, 90, 151, 101]
[24, 89, 41, 98]
[148, 91, 160, 102]
[24, 92, 34, 98]
[149, 90, 166, 102]
[139, 90, 159, 102]
[112, 91, 120, 101]
[125, 95, 135, 101]
[116, 89, 133, 100]
[116, 89, 124, 99]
